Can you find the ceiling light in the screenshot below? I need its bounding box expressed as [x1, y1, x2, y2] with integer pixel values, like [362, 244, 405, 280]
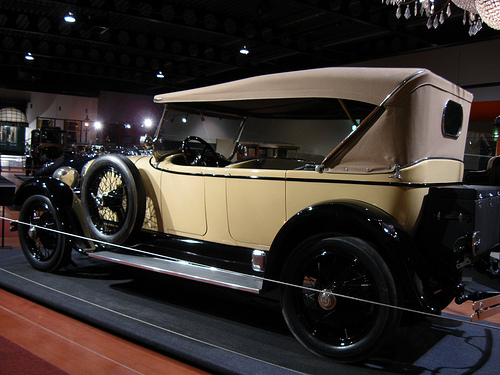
[156, 71, 165, 78]
[476, 0, 500, 30]
[144, 119, 153, 127]
[64, 12, 76, 23]
[182, 115, 188, 123]
[94, 121, 102, 130]
[24, 52, 34, 61]
[239, 46, 249, 55]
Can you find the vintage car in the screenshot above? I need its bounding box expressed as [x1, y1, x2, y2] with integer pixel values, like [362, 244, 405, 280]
[12, 67, 500, 363]
[25, 126, 68, 176]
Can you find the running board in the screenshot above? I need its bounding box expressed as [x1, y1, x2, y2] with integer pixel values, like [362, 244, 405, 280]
[88, 251, 263, 293]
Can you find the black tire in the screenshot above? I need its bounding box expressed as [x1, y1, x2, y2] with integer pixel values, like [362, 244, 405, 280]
[18, 195, 71, 272]
[281, 236, 400, 363]
[81, 154, 146, 245]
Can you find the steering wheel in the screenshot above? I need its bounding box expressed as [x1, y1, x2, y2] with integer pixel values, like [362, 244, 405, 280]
[182, 136, 220, 167]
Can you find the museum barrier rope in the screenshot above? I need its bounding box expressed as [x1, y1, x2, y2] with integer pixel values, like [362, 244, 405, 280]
[4, 215, 500, 333]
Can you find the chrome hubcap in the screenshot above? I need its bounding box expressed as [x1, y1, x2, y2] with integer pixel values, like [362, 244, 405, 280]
[318, 289, 336, 310]
[28, 226, 37, 240]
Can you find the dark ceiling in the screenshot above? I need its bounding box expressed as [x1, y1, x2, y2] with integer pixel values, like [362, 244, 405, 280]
[1, 0, 499, 98]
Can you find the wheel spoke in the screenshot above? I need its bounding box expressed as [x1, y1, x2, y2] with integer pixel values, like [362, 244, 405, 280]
[282, 237, 399, 361]
[19, 197, 67, 268]
[88, 167, 129, 235]
[297, 250, 381, 344]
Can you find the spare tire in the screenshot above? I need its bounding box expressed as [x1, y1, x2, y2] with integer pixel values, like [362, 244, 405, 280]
[81, 154, 146, 245]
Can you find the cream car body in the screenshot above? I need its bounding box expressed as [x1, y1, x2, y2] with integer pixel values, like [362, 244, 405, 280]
[17, 67, 500, 363]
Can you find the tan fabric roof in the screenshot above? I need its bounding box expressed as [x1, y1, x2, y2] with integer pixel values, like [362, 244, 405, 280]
[154, 67, 474, 175]
[322, 69, 474, 172]
[154, 67, 432, 107]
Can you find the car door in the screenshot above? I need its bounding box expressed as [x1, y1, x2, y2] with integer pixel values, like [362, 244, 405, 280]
[226, 168, 286, 247]
[159, 161, 207, 236]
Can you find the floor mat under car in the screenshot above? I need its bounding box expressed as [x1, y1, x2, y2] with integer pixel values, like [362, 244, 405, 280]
[1, 249, 500, 375]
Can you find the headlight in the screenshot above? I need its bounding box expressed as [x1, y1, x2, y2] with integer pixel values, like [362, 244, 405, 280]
[52, 166, 79, 188]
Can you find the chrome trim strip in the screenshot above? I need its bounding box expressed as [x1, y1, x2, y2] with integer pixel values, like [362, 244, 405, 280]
[398, 156, 464, 168]
[380, 70, 425, 106]
[154, 171, 461, 189]
[89, 251, 263, 293]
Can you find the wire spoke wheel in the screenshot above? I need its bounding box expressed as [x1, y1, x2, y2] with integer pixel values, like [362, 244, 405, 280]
[87, 166, 128, 236]
[82, 154, 146, 245]
[142, 196, 158, 231]
[281, 236, 400, 363]
[18, 195, 70, 272]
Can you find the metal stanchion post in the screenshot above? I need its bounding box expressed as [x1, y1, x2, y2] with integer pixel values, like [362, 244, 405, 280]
[1, 205, 12, 249]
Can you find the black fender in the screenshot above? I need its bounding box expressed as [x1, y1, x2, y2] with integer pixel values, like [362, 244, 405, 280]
[13, 177, 86, 249]
[14, 177, 74, 208]
[267, 200, 438, 313]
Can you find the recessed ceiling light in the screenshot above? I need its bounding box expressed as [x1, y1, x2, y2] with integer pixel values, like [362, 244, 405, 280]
[64, 12, 76, 23]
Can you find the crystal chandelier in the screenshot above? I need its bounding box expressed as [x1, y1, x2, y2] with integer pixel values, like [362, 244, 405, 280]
[385, 0, 500, 36]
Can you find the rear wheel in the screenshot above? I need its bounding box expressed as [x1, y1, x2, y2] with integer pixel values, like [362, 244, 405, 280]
[18, 195, 71, 272]
[281, 236, 400, 363]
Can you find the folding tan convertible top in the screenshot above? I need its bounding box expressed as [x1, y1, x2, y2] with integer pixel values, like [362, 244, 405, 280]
[154, 67, 474, 173]
[154, 67, 470, 107]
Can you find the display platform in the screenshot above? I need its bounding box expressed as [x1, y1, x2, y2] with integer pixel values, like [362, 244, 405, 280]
[1, 248, 500, 375]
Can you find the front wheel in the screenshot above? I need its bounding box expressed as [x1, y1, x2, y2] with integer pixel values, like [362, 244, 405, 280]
[281, 236, 400, 363]
[18, 195, 71, 272]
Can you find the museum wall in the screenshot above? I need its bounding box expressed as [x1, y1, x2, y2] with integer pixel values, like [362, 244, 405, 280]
[98, 91, 162, 128]
[1, 37, 499, 154]
[0, 89, 98, 127]
[348, 38, 500, 102]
